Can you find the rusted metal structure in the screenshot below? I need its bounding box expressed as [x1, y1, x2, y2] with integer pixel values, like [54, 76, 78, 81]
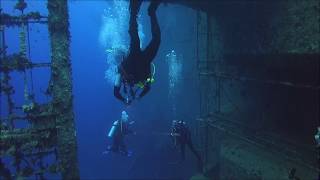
[194, 1, 319, 179]
[0, 0, 79, 179]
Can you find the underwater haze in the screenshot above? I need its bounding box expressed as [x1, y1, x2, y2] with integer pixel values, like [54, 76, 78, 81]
[1, 0, 319, 179]
[70, 1, 200, 179]
[1, 0, 200, 179]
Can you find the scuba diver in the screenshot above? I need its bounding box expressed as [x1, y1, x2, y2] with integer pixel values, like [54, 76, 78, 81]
[104, 111, 135, 157]
[171, 120, 203, 172]
[114, 0, 161, 105]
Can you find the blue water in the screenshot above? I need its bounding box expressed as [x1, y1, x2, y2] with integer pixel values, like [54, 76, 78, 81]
[1, 1, 200, 179]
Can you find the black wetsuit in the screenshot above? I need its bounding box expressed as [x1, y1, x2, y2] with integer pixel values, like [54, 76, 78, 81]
[108, 121, 134, 155]
[172, 122, 203, 171]
[114, 0, 161, 103]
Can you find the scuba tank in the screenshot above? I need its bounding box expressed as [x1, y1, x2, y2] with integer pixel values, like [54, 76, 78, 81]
[108, 111, 128, 137]
[107, 120, 119, 138]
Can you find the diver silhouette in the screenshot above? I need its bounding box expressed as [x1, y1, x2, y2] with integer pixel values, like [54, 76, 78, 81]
[171, 120, 203, 172]
[114, 0, 161, 105]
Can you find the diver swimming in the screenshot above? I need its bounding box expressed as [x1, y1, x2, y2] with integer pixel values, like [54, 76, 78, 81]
[104, 111, 135, 157]
[170, 120, 203, 172]
[114, 0, 161, 105]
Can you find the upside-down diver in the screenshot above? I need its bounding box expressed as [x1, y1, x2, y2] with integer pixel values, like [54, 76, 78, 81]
[114, 0, 161, 105]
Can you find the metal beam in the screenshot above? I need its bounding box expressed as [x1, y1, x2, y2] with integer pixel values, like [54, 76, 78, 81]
[47, 0, 79, 179]
[199, 72, 320, 90]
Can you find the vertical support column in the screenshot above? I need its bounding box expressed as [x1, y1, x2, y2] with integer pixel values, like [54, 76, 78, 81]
[197, 10, 209, 164]
[0, 24, 4, 123]
[47, 0, 79, 179]
[216, 77, 221, 113]
[197, 10, 208, 117]
[196, 11, 223, 179]
[0, 24, 14, 129]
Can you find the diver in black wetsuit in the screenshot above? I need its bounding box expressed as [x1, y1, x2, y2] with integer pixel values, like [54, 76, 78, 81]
[171, 120, 203, 172]
[114, 0, 161, 105]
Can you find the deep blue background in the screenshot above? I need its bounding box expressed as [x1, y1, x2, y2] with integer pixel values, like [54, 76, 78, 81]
[1, 1, 200, 179]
